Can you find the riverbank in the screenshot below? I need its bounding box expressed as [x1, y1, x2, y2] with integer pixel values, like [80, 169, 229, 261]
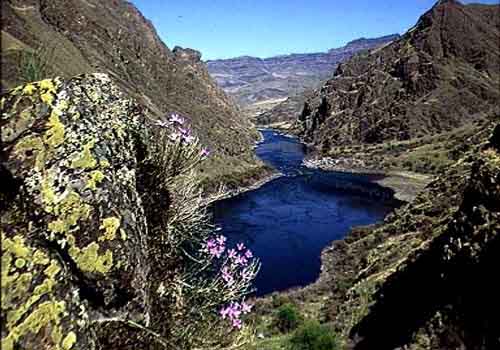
[205, 169, 283, 204]
[303, 157, 432, 202]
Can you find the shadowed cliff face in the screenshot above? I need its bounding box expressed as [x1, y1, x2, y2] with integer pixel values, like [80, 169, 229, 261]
[1, 0, 261, 184]
[298, 1, 500, 149]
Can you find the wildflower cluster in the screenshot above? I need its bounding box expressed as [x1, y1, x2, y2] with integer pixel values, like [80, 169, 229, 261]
[202, 235, 259, 330]
[147, 111, 259, 348]
[220, 300, 253, 329]
[154, 113, 210, 158]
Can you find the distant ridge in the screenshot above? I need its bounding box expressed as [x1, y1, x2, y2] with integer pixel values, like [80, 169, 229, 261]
[206, 34, 399, 117]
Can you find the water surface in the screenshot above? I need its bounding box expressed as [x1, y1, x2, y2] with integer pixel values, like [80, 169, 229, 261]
[212, 130, 397, 296]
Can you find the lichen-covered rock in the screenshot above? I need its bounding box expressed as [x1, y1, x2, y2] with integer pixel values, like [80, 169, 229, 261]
[1, 74, 153, 350]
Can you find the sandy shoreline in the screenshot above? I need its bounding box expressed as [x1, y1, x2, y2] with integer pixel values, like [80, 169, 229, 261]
[303, 157, 433, 202]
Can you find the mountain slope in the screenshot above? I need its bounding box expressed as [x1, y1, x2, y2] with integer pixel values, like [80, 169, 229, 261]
[320, 118, 500, 349]
[1, 0, 263, 186]
[207, 34, 399, 117]
[298, 0, 500, 149]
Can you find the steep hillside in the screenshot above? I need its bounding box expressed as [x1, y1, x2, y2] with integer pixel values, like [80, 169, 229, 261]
[207, 35, 399, 117]
[321, 118, 500, 349]
[298, 0, 500, 150]
[1, 74, 259, 350]
[1, 0, 264, 186]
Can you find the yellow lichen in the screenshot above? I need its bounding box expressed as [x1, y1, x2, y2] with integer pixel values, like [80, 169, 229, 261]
[22, 84, 37, 95]
[14, 258, 26, 269]
[13, 135, 45, 171]
[2, 300, 66, 349]
[44, 110, 65, 148]
[62, 331, 77, 350]
[100, 159, 110, 168]
[99, 217, 120, 241]
[120, 229, 128, 241]
[39, 79, 55, 91]
[47, 191, 92, 235]
[57, 99, 69, 111]
[71, 140, 97, 169]
[40, 91, 54, 105]
[71, 111, 81, 121]
[86, 170, 105, 190]
[41, 175, 57, 214]
[1, 233, 69, 349]
[32, 250, 50, 265]
[69, 242, 114, 274]
[43, 260, 61, 279]
[3, 235, 31, 259]
[113, 122, 126, 139]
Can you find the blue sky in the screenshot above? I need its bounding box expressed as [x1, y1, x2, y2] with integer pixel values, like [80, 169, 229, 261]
[131, 0, 499, 60]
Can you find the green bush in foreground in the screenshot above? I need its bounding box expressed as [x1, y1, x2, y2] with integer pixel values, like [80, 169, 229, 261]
[288, 321, 339, 350]
[275, 303, 303, 333]
[20, 45, 55, 83]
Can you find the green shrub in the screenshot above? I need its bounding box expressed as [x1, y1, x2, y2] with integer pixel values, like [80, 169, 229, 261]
[288, 320, 338, 350]
[20, 45, 55, 83]
[274, 303, 303, 333]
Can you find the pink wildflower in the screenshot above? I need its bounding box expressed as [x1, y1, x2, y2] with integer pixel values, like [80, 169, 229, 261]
[235, 254, 248, 266]
[232, 318, 242, 329]
[201, 148, 210, 158]
[241, 301, 252, 314]
[169, 131, 182, 142]
[228, 249, 237, 260]
[240, 269, 252, 280]
[169, 113, 184, 124]
[183, 134, 195, 144]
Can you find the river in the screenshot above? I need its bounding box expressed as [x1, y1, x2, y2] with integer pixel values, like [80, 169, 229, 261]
[212, 129, 398, 296]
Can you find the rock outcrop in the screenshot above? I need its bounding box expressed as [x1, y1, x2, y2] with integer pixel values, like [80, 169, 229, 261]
[298, 1, 500, 149]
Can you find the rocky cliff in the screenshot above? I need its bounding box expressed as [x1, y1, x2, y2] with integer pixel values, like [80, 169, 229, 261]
[1, 74, 259, 350]
[298, 0, 500, 149]
[1, 0, 263, 186]
[207, 34, 399, 118]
